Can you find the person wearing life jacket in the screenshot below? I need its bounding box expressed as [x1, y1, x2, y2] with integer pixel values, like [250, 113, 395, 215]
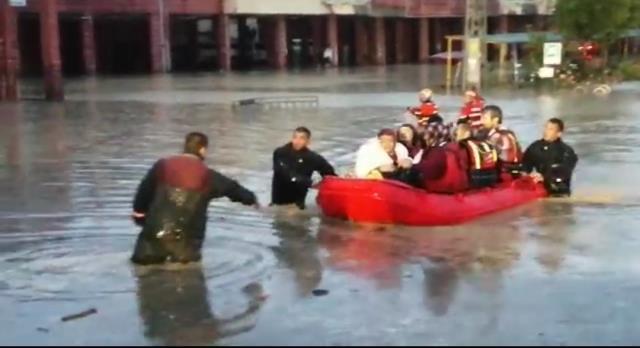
[415, 122, 462, 193]
[458, 88, 485, 132]
[456, 123, 499, 189]
[408, 89, 443, 127]
[131, 132, 258, 265]
[480, 105, 524, 181]
[522, 118, 578, 197]
[397, 124, 423, 161]
[355, 128, 413, 180]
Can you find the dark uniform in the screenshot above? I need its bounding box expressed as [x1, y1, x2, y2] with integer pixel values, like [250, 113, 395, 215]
[132, 153, 257, 265]
[523, 139, 578, 196]
[271, 143, 335, 209]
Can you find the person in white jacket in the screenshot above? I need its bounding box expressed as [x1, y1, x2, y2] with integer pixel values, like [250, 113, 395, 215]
[355, 128, 413, 179]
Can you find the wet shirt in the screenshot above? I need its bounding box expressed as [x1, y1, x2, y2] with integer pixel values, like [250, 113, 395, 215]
[523, 139, 578, 194]
[132, 154, 257, 265]
[271, 143, 336, 209]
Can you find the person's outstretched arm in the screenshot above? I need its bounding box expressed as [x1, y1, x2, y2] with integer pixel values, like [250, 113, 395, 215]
[564, 144, 579, 172]
[132, 160, 162, 225]
[315, 153, 336, 177]
[209, 169, 257, 206]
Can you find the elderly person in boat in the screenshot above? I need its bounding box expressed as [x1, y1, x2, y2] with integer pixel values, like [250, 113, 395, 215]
[355, 128, 413, 180]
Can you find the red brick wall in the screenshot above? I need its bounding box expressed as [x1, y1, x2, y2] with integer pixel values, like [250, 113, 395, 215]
[19, 0, 222, 15]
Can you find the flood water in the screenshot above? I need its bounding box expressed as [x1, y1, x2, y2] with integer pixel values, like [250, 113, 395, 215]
[2, 66, 640, 345]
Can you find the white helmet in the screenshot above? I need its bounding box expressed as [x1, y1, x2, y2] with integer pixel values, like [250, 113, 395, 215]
[419, 88, 433, 102]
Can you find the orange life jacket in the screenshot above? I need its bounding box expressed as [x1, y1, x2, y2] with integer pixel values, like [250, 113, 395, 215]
[461, 139, 498, 188]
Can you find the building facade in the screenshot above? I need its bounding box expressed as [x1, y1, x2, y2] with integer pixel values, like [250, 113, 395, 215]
[0, 0, 554, 100]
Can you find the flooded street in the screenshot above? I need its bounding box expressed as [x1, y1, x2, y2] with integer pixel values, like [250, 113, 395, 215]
[2, 66, 640, 345]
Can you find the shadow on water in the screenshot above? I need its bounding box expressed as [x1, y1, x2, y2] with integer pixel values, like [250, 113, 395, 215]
[524, 201, 576, 273]
[133, 265, 265, 346]
[270, 209, 323, 297]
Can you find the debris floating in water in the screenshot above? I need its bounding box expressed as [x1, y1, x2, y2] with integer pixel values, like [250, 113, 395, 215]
[61, 308, 98, 322]
[312, 289, 329, 297]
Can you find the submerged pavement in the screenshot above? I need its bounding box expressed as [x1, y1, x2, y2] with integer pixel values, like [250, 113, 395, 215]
[1, 66, 640, 345]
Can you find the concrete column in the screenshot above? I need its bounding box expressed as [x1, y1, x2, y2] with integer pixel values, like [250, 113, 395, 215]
[0, 0, 19, 101]
[81, 15, 97, 75]
[149, 11, 166, 74]
[373, 17, 386, 65]
[40, 0, 64, 101]
[355, 17, 369, 66]
[273, 15, 287, 70]
[217, 14, 231, 71]
[418, 18, 430, 63]
[326, 14, 338, 66]
[311, 16, 324, 65]
[394, 19, 407, 64]
[499, 15, 509, 33]
[433, 18, 442, 53]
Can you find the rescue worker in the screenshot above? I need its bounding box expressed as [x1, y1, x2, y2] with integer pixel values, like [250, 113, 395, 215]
[271, 127, 336, 210]
[131, 132, 258, 265]
[456, 123, 499, 189]
[480, 105, 524, 180]
[355, 128, 412, 180]
[523, 118, 578, 197]
[397, 124, 423, 160]
[458, 88, 485, 132]
[408, 89, 443, 126]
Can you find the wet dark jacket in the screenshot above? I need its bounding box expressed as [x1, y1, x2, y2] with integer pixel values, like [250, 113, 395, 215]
[131, 154, 257, 265]
[523, 138, 578, 195]
[271, 143, 335, 209]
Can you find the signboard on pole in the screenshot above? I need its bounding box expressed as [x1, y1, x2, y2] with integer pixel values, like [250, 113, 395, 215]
[543, 42, 563, 66]
[465, 37, 483, 88]
[10, 0, 26, 7]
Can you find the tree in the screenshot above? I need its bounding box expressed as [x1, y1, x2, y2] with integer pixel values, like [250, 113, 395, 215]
[554, 0, 639, 60]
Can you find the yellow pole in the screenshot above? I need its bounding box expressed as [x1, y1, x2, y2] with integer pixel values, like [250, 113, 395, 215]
[446, 37, 453, 93]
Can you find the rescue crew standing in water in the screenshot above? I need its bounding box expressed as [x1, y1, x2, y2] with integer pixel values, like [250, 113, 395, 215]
[408, 89, 443, 126]
[458, 88, 485, 132]
[131, 132, 258, 265]
[523, 118, 578, 196]
[271, 127, 336, 210]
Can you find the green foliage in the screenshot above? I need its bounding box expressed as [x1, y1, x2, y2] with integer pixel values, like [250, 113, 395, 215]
[617, 60, 640, 80]
[554, 0, 639, 46]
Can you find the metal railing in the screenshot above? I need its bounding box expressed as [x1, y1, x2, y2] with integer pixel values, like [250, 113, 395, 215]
[232, 95, 319, 109]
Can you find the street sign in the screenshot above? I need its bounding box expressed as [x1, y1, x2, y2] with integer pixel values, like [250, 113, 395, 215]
[10, 0, 26, 7]
[543, 42, 563, 66]
[538, 66, 555, 79]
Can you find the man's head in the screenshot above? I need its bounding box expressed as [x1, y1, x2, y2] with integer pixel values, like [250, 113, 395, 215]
[184, 132, 209, 159]
[455, 123, 472, 142]
[397, 124, 416, 146]
[377, 128, 397, 154]
[544, 118, 564, 142]
[463, 89, 477, 104]
[481, 105, 503, 130]
[291, 127, 311, 151]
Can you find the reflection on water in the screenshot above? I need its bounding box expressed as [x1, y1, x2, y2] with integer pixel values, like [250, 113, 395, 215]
[270, 210, 323, 297]
[134, 266, 263, 346]
[2, 68, 640, 345]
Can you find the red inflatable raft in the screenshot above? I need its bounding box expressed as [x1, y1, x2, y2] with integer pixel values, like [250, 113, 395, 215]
[316, 177, 547, 226]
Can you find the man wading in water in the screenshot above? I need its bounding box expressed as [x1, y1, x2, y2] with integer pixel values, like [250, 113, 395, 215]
[131, 132, 259, 265]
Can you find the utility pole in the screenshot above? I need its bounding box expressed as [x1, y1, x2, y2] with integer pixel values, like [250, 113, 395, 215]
[463, 0, 487, 91]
